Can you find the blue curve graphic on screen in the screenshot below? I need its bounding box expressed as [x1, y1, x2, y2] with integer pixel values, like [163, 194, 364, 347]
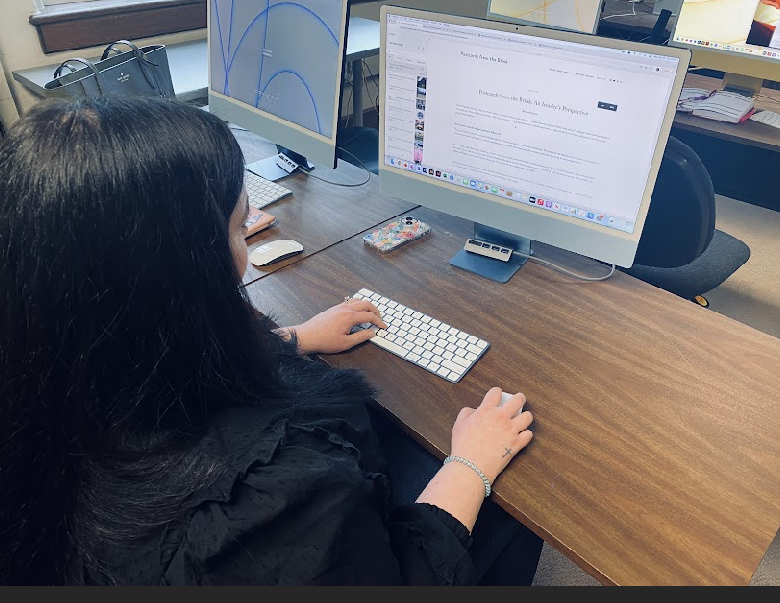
[212, 0, 228, 75]
[211, 0, 341, 137]
[258, 70, 321, 133]
[225, 3, 338, 82]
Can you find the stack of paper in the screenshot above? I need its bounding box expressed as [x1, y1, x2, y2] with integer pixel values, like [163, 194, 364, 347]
[677, 87, 755, 123]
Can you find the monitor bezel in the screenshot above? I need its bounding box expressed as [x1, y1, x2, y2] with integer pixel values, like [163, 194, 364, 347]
[379, 7, 691, 268]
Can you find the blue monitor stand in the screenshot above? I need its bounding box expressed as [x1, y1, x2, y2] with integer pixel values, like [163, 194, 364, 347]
[450, 223, 532, 284]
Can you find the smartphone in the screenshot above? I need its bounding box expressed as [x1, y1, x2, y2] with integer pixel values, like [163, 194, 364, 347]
[363, 216, 430, 253]
[244, 207, 276, 238]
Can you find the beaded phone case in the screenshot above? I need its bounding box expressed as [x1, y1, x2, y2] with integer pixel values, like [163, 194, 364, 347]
[363, 216, 431, 253]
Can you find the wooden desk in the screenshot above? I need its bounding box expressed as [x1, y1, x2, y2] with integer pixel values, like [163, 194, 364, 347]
[245, 206, 780, 586]
[228, 125, 414, 287]
[674, 74, 780, 152]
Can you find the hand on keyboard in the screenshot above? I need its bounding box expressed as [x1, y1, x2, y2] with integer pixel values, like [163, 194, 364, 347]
[451, 388, 533, 484]
[285, 298, 386, 355]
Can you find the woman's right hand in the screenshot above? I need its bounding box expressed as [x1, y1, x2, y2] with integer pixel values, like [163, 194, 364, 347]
[450, 387, 534, 484]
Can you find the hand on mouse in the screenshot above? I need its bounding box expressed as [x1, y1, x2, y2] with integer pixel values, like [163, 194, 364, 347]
[281, 298, 387, 355]
[450, 387, 533, 484]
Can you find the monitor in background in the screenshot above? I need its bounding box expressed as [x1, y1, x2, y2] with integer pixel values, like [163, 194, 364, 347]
[208, 0, 350, 180]
[671, 0, 780, 96]
[380, 8, 690, 281]
[486, 0, 602, 35]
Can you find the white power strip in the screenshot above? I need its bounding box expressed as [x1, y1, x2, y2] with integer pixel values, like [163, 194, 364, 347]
[464, 238, 514, 262]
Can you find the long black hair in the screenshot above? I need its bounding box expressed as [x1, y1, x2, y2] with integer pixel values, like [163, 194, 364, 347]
[0, 98, 303, 583]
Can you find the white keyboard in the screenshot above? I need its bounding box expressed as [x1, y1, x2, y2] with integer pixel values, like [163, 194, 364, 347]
[350, 289, 489, 383]
[245, 170, 292, 209]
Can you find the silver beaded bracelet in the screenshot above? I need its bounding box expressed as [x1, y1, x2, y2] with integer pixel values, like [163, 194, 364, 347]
[443, 455, 491, 498]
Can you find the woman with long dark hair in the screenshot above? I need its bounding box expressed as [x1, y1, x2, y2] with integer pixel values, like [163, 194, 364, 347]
[0, 97, 540, 585]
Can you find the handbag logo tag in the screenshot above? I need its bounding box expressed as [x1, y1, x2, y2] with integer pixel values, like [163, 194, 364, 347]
[117, 72, 130, 84]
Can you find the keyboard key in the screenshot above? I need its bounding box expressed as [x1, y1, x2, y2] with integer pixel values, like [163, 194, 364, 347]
[477, 340, 488, 349]
[452, 355, 470, 368]
[467, 335, 478, 344]
[359, 289, 374, 297]
[466, 352, 478, 362]
[372, 336, 408, 358]
[408, 353, 421, 362]
[442, 359, 466, 375]
[437, 367, 451, 378]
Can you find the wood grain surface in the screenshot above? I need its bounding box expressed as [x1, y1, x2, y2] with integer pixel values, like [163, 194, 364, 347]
[246, 206, 780, 586]
[239, 161, 416, 285]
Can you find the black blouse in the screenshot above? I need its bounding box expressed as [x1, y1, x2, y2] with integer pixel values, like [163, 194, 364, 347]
[83, 371, 477, 585]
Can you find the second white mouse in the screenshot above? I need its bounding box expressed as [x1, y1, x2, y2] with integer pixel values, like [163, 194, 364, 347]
[249, 240, 304, 266]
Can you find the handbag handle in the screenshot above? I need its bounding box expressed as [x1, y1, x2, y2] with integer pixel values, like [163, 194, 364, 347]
[101, 40, 158, 66]
[53, 58, 99, 79]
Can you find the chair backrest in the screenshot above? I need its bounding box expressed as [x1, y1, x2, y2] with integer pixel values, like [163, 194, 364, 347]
[633, 136, 716, 268]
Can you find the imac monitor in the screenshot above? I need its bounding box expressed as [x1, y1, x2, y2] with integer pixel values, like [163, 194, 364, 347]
[486, 0, 602, 35]
[208, 0, 350, 177]
[671, 0, 780, 94]
[380, 8, 690, 275]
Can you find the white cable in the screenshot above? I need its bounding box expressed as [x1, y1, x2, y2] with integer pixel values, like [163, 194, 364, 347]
[512, 250, 616, 282]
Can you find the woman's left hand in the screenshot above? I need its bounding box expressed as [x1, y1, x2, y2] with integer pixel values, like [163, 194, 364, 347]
[282, 298, 387, 355]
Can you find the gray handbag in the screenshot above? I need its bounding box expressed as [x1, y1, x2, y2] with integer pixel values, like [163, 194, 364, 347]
[44, 40, 175, 100]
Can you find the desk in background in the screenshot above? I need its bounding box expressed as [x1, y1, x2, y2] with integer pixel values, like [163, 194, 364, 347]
[599, 0, 677, 38]
[244, 181, 780, 585]
[676, 73, 780, 153]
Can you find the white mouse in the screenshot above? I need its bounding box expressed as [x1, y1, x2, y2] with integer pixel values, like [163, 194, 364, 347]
[249, 240, 303, 266]
[498, 391, 525, 417]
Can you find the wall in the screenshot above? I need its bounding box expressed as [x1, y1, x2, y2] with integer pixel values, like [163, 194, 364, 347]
[0, 52, 18, 128]
[0, 0, 206, 120]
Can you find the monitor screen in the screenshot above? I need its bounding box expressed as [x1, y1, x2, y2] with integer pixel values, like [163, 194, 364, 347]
[486, 0, 602, 35]
[382, 13, 681, 239]
[672, 0, 780, 62]
[208, 0, 349, 167]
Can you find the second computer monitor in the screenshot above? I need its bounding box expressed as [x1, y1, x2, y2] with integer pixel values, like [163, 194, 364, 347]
[670, 0, 780, 86]
[208, 0, 349, 170]
[486, 0, 602, 35]
[380, 8, 690, 269]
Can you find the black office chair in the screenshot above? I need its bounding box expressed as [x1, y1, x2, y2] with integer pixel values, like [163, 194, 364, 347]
[337, 126, 379, 174]
[622, 136, 750, 307]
